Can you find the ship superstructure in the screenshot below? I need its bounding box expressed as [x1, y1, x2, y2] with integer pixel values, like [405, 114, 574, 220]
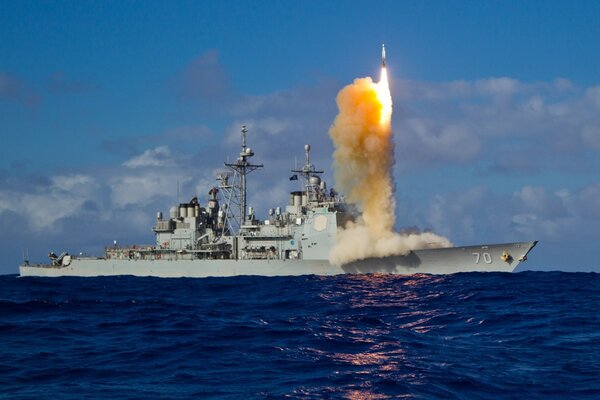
[109, 128, 346, 264]
[19, 127, 537, 277]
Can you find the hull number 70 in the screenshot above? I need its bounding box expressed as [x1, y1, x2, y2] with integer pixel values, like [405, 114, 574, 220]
[472, 252, 493, 264]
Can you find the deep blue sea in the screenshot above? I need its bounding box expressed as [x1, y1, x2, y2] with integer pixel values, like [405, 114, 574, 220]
[1, 272, 599, 399]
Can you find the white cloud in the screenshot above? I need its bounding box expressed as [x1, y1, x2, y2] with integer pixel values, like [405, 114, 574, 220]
[391, 76, 600, 175]
[123, 146, 174, 168]
[0, 192, 17, 215]
[419, 187, 487, 240]
[397, 118, 481, 165]
[398, 180, 600, 252]
[524, 95, 545, 115]
[225, 117, 294, 149]
[21, 193, 84, 231]
[585, 86, 600, 110]
[0, 174, 97, 231]
[51, 174, 94, 192]
[109, 173, 191, 208]
[475, 77, 521, 97]
[577, 183, 600, 219]
[514, 186, 569, 217]
[582, 126, 600, 151]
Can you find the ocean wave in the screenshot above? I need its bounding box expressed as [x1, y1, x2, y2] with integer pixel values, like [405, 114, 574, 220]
[0, 272, 599, 399]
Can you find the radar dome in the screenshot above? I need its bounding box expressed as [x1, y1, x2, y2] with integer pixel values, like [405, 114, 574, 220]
[309, 176, 321, 185]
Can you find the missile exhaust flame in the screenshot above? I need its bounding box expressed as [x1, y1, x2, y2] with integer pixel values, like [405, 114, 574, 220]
[376, 66, 392, 125]
[328, 46, 451, 266]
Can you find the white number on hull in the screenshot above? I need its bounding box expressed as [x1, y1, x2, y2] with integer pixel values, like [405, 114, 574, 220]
[472, 252, 493, 264]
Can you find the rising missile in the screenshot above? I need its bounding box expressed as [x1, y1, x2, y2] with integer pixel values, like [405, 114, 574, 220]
[382, 44, 386, 67]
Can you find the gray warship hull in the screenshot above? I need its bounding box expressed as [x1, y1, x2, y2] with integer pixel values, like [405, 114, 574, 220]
[19, 241, 537, 277]
[18, 129, 538, 278]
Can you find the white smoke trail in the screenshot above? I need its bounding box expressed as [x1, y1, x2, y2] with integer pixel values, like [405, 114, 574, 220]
[328, 67, 451, 266]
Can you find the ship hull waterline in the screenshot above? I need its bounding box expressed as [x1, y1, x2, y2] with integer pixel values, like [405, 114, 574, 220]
[19, 241, 537, 278]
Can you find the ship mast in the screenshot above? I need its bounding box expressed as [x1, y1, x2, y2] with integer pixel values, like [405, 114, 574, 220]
[221, 126, 263, 233]
[291, 144, 324, 203]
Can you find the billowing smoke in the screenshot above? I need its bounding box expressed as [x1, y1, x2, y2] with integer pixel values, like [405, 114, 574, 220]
[328, 68, 451, 266]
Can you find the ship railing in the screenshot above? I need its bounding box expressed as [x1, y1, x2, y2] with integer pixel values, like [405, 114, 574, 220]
[104, 244, 156, 260]
[307, 199, 345, 211]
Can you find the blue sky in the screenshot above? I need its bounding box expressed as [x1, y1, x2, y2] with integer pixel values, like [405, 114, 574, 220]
[1, 1, 599, 273]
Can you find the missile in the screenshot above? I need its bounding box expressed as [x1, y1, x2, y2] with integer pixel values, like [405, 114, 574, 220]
[382, 44, 386, 67]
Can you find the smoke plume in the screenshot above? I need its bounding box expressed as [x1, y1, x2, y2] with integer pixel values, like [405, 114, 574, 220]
[328, 68, 451, 266]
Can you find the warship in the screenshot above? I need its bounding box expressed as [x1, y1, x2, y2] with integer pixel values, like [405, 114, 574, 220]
[19, 126, 537, 277]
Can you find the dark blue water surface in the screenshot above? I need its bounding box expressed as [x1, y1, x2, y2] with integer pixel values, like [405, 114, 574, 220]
[1, 272, 599, 399]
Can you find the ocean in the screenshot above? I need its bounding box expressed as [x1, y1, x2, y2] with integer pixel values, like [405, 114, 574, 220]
[1, 272, 599, 399]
